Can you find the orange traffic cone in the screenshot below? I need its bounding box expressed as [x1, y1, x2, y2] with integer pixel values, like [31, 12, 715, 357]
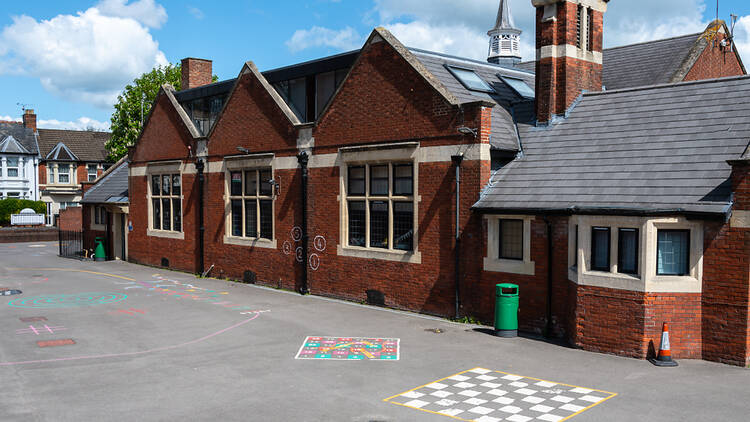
[649, 322, 678, 367]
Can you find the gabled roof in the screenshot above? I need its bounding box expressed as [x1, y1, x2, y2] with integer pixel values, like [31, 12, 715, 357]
[45, 142, 78, 161]
[474, 75, 750, 217]
[0, 122, 38, 155]
[81, 158, 129, 204]
[37, 129, 109, 162]
[0, 135, 31, 154]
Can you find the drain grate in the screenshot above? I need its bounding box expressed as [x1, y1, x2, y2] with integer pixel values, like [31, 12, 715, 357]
[424, 328, 444, 334]
[20, 317, 47, 323]
[37, 339, 76, 348]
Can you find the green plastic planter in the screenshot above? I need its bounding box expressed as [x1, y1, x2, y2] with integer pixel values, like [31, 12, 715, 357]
[494, 283, 519, 338]
[94, 237, 106, 262]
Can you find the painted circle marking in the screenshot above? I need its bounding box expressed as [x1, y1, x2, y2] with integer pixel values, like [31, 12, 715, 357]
[283, 241, 292, 255]
[309, 254, 320, 271]
[313, 236, 326, 252]
[8, 293, 128, 309]
[291, 227, 303, 242]
[295, 247, 304, 263]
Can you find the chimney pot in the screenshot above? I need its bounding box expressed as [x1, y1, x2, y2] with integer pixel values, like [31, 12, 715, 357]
[181, 58, 213, 91]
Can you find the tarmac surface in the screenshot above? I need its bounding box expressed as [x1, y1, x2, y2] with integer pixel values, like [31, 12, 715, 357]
[0, 242, 748, 421]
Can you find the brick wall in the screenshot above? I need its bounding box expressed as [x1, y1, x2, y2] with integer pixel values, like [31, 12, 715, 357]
[58, 206, 82, 231]
[684, 33, 745, 82]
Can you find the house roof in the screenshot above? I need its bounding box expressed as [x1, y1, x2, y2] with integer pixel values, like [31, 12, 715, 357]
[474, 75, 750, 216]
[81, 158, 129, 204]
[0, 122, 38, 155]
[37, 129, 110, 162]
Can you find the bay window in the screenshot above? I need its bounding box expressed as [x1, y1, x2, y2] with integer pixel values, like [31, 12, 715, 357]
[591, 227, 610, 272]
[618, 228, 639, 275]
[57, 163, 71, 184]
[657, 230, 690, 276]
[6, 157, 19, 177]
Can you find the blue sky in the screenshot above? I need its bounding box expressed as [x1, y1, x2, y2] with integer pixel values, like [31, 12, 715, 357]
[0, 0, 748, 130]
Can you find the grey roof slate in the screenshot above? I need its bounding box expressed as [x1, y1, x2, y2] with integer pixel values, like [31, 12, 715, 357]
[0, 122, 38, 155]
[37, 129, 109, 162]
[409, 48, 535, 151]
[0, 136, 30, 154]
[474, 75, 750, 216]
[81, 160, 129, 204]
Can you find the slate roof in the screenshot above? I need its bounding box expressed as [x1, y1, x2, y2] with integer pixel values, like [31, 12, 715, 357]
[474, 75, 750, 216]
[515, 33, 707, 90]
[0, 122, 38, 155]
[81, 159, 128, 204]
[409, 48, 535, 151]
[0, 136, 31, 154]
[37, 129, 109, 162]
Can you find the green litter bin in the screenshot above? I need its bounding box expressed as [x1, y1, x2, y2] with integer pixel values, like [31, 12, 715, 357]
[94, 237, 106, 262]
[494, 283, 519, 338]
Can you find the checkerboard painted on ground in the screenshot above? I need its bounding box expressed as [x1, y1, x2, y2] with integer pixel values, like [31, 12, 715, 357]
[384, 367, 617, 422]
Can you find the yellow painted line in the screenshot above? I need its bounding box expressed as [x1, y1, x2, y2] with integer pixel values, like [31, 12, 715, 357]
[9, 268, 136, 281]
[560, 393, 618, 422]
[387, 401, 473, 422]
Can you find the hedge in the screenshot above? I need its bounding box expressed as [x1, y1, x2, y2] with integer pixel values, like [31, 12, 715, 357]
[0, 199, 47, 226]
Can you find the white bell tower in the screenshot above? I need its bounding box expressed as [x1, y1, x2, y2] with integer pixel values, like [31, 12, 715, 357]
[488, 0, 522, 66]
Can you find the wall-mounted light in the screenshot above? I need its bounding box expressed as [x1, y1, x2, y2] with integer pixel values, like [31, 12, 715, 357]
[457, 127, 478, 138]
[268, 178, 280, 196]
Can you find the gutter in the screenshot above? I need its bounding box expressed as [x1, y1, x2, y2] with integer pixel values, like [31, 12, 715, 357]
[470, 206, 728, 220]
[297, 152, 310, 295]
[451, 154, 464, 319]
[195, 158, 205, 275]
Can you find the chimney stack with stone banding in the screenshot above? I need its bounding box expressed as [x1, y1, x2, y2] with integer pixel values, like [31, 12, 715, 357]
[532, 0, 608, 124]
[181, 58, 213, 90]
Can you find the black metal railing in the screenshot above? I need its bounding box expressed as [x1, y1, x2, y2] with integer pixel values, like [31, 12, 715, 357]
[58, 230, 84, 259]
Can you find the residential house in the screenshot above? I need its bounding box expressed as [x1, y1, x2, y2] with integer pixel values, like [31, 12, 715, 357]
[0, 111, 39, 200]
[80, 158, 129, 260]
[126, 0, 750, 366]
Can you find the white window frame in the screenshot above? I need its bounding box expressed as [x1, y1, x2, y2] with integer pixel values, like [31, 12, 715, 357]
[568, 215, 703, 293]
[47, 162, 75, 186]
[223, 154, 277, 249]
[87, 164, 99, 182]
[146, 162, 184, 240]
[337, 143, 421, 264]
[484, 215, 535, 275]
[5, 156, 19, 178]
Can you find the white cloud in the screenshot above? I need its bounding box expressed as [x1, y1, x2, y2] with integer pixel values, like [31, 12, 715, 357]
[735, 15, 750, 67]
[38, 117, 111, 131]
[188, 6, 205, 20]
[0, 116, 21, 123]
[0, 7, 168, 109]
[386, 21, 488, 60]
[95, 0, 167, 29]
[286, 26, 362, 53]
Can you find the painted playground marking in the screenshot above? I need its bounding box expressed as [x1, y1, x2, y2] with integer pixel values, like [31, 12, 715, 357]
[16, 325, 67, 336]
[1, 290, 22, 296]
[108, 308, 146, 316]
[8, 293, 128, 309]
[0, 313, 263, 367]
[384, 368, 617, 422]
[295, 336, 400, 361]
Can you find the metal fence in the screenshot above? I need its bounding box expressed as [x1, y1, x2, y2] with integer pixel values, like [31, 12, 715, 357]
[11, 213, 45, 226]
[58, 230, 84, 259]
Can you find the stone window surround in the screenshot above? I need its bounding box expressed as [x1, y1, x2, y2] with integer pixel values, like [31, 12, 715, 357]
[483, 215, 535, 276]
[222, 153, 277, 249]
[146, 161, 184, 240]
[337, 142, 422, 264]
[47, 162, 76, 186]
[568, 215, 703, 293]
[92, 205, 107, 231]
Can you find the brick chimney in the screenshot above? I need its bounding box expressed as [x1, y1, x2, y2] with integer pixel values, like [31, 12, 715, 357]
[533, 0, 608, 124]
[181, 58, 213, 90]
[22, 109, 37, 132]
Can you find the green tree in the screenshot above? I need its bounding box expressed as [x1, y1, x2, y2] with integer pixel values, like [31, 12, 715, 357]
[106, 64, 182, 161]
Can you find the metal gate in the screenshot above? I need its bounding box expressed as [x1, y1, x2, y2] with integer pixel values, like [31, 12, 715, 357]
[58, 230, 84, 259]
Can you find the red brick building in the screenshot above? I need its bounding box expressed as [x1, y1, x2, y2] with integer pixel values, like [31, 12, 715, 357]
[127, 0, 749, 365]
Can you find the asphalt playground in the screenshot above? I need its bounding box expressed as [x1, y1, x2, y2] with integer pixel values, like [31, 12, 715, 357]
[0, 242, 748, 421]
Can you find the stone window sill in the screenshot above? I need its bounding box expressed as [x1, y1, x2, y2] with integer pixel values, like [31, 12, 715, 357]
[223, 236, 277, 249]
[337, 245, 421, 264]
[483, 258, 535, 276]
[147, 229, 184, 240]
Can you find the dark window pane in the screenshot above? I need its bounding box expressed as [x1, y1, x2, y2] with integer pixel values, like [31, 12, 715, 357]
[618, 228, 638, 275]
[94, 207, 100, 225]
[230, 172, 242, 196]
[152, 176, 160, 196]
[245, 171, 257, 196]
[370, 200, 389, 248]
[162, 175, 171, 196]
[499, 220, 523, 260]
[348, 201, 366, 247]
[591, 227, 610, 272]
[260, 169, 273, 196]
[172, 175, 181, 196]
[394, 202, 413, 251]
[393, 164, 413, 196]
[231, 200, 242, 237]
[152, 199, 161, 230]
[245, 199, 257, 238]
[657, 230, 689, 276]
[260, 200, 273, 239]
[173, 199, 182, 232]
[348, 166, 365, 196]
[162, 198, 171, 231]
[370, 165, 389, 196]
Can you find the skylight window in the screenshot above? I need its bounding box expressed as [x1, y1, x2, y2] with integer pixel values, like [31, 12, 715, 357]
[501, 76, 535, 99]
[446, 66, 495, 93]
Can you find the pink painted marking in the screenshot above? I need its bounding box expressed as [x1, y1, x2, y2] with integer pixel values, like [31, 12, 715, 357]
[30, 325, 38, 335]
[44, 325, 53, 334]
[0, 313, 261, 367]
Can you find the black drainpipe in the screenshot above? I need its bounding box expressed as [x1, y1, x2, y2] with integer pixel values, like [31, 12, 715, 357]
[297, 151, 310, 295]
[543, 216, 553, 338]
[195, 158, 205, 275]
[451, 154, 464, 319]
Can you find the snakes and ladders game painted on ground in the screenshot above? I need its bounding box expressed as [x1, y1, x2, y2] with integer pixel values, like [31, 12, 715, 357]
[385, 367, 616, 422]
[295, 336, 400, 360]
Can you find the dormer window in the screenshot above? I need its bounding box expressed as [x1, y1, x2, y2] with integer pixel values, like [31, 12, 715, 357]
[446, 66, 495, 93]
